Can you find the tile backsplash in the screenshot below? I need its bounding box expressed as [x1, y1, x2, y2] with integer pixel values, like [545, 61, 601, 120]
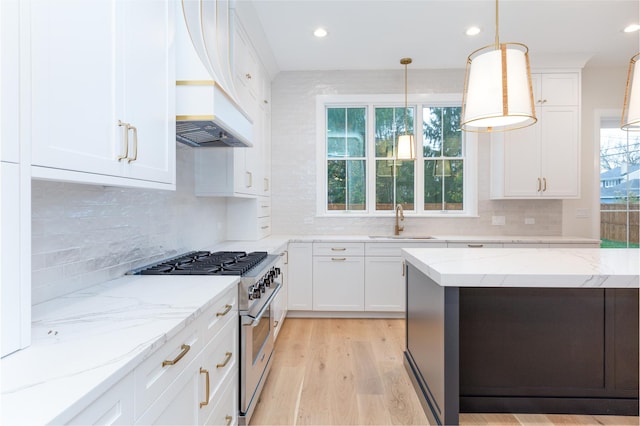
[31, 144, 226, 305]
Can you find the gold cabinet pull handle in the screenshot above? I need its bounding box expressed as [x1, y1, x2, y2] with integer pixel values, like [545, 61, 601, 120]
[264, 178, 269, 191]
[162, 344, 190, 367]
[402, 260, 405, 277]
[331, 257, 346, 261]
[273, 320, 279, 328]
[543, 177, 547, 192]
[117, 120, 129, 161]
[537, 177, 542, 192]
[331, 247, 346, 251]
[467, 244, 484, 248]
[216, 352, 233, 368]
[199, 367, 210, 408]
[246, 171, 253, 188]
[217, 304, 233, 317]
[127, 124, 138, 163]
[245, 73, 252, 80]
[225, 415, 233, 425]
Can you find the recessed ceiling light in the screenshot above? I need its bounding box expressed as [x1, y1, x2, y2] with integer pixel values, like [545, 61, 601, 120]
[466, 26, 481, 36]
[624, 24, 640, 33]
[314, 27, 328, 38]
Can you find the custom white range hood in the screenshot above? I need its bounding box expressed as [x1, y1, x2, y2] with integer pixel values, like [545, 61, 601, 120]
[175, 0, 252, 147]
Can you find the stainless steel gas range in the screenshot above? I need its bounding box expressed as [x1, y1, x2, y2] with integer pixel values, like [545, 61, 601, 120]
[130, 250, 282, 425]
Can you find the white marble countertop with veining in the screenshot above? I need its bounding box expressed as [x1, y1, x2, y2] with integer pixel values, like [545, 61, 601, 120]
[0, 275, 239, 425]
[402, 248, 640, 288]
[264, 234, 601, 244]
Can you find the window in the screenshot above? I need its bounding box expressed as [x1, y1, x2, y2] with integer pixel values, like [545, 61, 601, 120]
[599, 119, 639, 248]
[317, 94, 477, 217]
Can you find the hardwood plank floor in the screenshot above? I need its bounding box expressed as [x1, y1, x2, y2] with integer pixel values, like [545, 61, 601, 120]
[250, 318, 639, 426]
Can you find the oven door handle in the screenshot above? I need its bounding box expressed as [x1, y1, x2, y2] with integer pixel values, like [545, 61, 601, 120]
[245, 283, 282, 327]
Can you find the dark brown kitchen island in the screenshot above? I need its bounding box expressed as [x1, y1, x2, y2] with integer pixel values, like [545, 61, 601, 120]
[402, 248, 640, 426]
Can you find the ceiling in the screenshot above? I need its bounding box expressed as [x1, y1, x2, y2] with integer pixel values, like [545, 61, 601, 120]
[245, 0, 639, 73]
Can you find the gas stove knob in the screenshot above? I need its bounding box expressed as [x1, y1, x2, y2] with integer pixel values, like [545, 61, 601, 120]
[264, 276, 272, 287]
[275, 267, 281, 277]
[253, 287, 262, 299]
[248, 285, 256, 300]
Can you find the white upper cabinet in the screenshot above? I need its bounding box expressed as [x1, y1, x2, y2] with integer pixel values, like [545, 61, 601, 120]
[232, 17, 260, 120]
[29, 0, 175, 189]
[1, 0, 21, 163]
[491, 72, 580, 199]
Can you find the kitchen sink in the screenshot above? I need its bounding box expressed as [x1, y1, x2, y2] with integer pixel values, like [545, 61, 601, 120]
[369, 235, 436, 240]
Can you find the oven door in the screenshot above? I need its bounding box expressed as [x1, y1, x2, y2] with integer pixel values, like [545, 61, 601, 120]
[239, 283, 281, 420]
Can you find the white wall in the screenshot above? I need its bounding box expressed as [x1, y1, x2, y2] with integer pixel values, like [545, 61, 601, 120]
[270, 70, 562, 236]
[563, 66, 629, 238]
[31, 144, 226, 305]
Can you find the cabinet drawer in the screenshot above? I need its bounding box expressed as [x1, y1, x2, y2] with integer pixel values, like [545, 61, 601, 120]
[447, 242, 503, 248]
[201, 287, 237, 343]
[313, 242, 364, 256]
[257, 199, 271, 218]
[134, 317, 203, 416]
[67, 373, 135, 425]
[258, 216, 271, 239]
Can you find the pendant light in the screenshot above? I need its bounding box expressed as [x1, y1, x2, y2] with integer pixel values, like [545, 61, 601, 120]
[622, 53, 640, 130]
[460, 0, 537, 132]
[397, 58, 415, 159]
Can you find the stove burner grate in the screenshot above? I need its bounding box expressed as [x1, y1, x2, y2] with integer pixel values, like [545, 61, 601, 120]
[137, 251, 268, 276]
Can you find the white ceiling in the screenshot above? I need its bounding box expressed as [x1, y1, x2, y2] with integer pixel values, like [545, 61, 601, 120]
[245, 0, 639, 73]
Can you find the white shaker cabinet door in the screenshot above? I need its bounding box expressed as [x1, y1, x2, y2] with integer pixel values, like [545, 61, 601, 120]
[30, 0, 123, 177]
[120, 0, 175, 185]
[364, 257, 405, 312]
[287, 243, 313, 311]
[312, 256, 364, 311]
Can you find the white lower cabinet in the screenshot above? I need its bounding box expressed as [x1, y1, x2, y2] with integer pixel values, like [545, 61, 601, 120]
[133, 286, 238, 425]
[312, 243, 365, 311]
[67, 373, 135, 425]
[203, 369, 238, 426]
[364, 257, 405, 311]
[287, 242, 313, 311]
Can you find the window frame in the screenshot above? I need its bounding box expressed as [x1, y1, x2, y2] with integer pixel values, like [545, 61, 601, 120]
[316, 94, 478, 218]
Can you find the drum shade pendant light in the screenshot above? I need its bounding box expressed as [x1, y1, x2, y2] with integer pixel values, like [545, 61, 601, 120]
[622, 53, 640, 130]
[460, 0, 537, 132]
[397, 58, 415, 159]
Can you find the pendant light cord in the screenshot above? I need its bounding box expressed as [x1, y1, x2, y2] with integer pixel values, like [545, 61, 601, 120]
[404, 62, 408, 134]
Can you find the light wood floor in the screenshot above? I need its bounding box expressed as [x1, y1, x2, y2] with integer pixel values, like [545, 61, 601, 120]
[249, 318, 639, 426]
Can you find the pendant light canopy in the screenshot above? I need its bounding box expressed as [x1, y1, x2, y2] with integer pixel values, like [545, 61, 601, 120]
[622, 53, 640, 131]
[460, 0, 537, 133]
[397, 57, 415, 159]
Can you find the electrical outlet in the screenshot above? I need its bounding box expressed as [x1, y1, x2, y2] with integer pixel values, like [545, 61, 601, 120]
[525, 217, 535, 225]
[491, 215, 506, 226]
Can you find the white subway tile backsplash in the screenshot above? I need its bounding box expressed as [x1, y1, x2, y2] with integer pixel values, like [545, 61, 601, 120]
[31, 145, 226, 305]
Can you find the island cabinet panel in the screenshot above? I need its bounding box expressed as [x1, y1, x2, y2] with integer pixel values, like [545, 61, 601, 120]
[458, 287, 639, 415]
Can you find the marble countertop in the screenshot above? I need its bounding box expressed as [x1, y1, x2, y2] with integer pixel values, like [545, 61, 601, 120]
[402, 248, 640, 288]
[272, 234, 600, 244]
[0, 275, 239, 425]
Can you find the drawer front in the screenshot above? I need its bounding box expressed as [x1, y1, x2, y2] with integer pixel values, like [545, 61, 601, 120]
[258, 216, 271, 239]
[134, 318, 203, 416]
[257, 199, 271, 218]
[201, 287, 237, 344]
[313, 242, 364, 256]
[365, 241, 446, 256]
[198, 316, 238, 422]
[447, 242, 503, 248]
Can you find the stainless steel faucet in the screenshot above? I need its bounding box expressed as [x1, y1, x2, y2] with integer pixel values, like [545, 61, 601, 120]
[395, 204, 405, 235]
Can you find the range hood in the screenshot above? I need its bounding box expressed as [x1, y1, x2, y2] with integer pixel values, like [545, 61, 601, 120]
[176, 0, 252, 148]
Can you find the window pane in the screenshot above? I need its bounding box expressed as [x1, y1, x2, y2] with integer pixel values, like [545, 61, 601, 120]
[327, 160, 366, 211]
[328, 160, 346, 210]
[444, 160, 464, 210]
[327, 107, 366, 158]
[396, 160, 415, 210]
[375, 107, 413, 158]
[376, 160, 394, 210]
[424, 160, 442, 210]
[423, 107, 462, 158]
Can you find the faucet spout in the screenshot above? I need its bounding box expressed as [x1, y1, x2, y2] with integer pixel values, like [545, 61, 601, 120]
[395, 204, 405, 235]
